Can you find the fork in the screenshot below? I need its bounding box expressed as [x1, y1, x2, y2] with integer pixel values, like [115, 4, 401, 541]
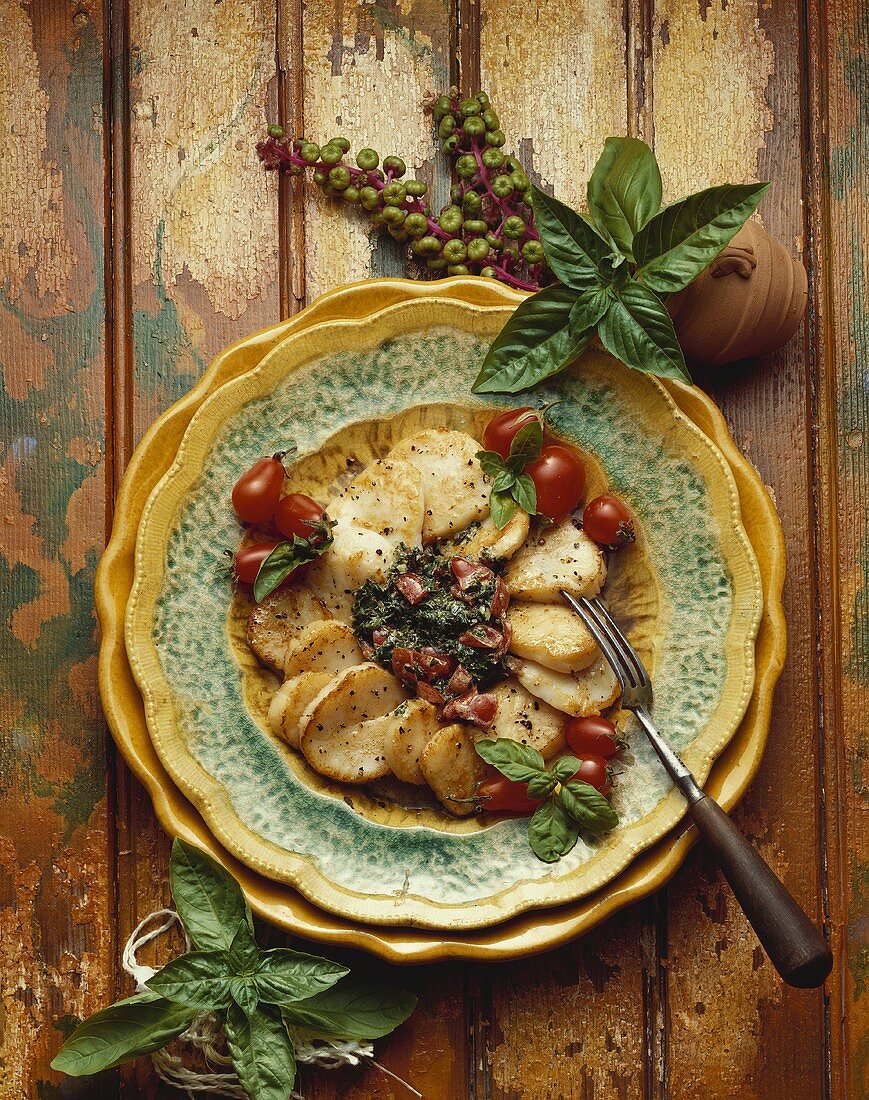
[563, 592, 833, 989]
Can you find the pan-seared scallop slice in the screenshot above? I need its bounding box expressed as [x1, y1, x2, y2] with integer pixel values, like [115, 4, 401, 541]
[300, 663, 408, 783]
[306, 518, 392, 622]
[515, 656, 621, 717]
[247, 584, 332, 673]
[419, 724, 486, 817]
[283, 620, 364, 680]
[383, 698, 443, 785]
[269, 671, 334, 749]
[387, 429, 490, 541]
[505, 521, 606, 602]
[507, 602, 598, 673]
[326, 459, 424, 549]
[488, 678, 566, 758]
[450, 510, 531, 562]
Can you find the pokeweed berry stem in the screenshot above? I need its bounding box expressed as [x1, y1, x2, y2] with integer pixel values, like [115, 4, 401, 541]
[255, 87, 552, 292]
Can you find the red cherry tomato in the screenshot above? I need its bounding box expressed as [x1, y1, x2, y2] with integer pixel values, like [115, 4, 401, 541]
[565, 716, 619, 758]
[478, 775, 541, 814]
[582, 495, 635, 548]
[232, 456, 285, 524]
[569, 755, 612, 795]
[275, 493, 325, 540]
[482, 407, 539, 459]
[525, 445, 586, 520]
[234, 540, 282, 585]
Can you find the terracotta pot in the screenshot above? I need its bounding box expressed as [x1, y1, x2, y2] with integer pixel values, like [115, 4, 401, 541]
[667, 220, 807, 367]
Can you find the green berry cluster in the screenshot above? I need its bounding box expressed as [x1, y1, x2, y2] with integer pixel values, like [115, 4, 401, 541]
[256, 89, 550, 292]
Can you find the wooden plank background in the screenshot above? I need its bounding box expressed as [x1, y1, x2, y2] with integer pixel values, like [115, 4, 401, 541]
[1, 0, 866, 1096]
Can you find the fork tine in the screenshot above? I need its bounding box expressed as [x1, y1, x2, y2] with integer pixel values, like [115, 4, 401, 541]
[576, 597, 640, 690]
[587, 597, 650, 688]
[561, 592, 631, 692]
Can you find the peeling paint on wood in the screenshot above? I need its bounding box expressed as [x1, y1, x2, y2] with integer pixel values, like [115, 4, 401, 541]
[479, 0, 627, 207]
[128, 0, 280, 436]
[651, 0, 775, 198]
[299, 0, 450, 298]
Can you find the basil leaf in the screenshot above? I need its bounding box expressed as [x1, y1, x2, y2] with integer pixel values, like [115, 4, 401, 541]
[528, 796, 580, 863]
[598, 281, 691, 384]
[476, 449, 507, 478]
[560, 781, 619, 836]
[491, 468, 516, 494]
[530, 186, 612, 288]
[568, 286, 611, 339]
[253, 525, 333, 603]
[508, 419, 543, 465]
[231, 976, 260, 1016]
[280, 980, 417, 1040]
[170, 838, 254, 953]
[254, 949, 349, 1007]
[587, 137, 663, 259]
[227, 924, 260, 972]
[225, 1001, 296, 1100]
[489, 487, 518, 530]
[526, 772, 558, 800]
[472, 285, 593, 394]
[144, 951, 233, 1011]
[551, 756, 582, 783]
[511, 472, 537, 515]
[50, 993, 194, 1076]
[475, 737, 546, 781]
[634, 182, 770, 293]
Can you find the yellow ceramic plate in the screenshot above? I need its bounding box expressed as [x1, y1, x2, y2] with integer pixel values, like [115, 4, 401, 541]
[124, 282, 762, 930]
[98, 278, 784, 958]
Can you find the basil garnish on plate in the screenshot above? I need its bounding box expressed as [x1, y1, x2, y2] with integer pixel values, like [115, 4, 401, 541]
[52, 839, 416, 1097]
[253, 516, 334, 603]
[472, 136, 770, 394]
[476, 739, 618, 863]
[476, 418, 543, 528]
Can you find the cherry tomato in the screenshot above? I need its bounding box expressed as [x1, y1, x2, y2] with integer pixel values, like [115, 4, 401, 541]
[234, 540, 282, 585]
[478, 775, 541, 814]
[232, 456, 285, 524]
[275, 492, 325, 540]
[565, 716, 619, 759]
[569, 755, 612, 795]
[525, 445, 586, 520]
[482, 407, 539, 459]
[583, 495, 636, 548]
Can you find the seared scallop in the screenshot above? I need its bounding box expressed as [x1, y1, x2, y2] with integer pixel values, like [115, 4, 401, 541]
[300, 663, 408, 783]
[247, 584, 331, 673]
[387, 429, 490, 541]
[505, 520, 606, 602]
[506, 602, 599, 673]
[514, 656, 621, 717]
[419, 723, 486, 816]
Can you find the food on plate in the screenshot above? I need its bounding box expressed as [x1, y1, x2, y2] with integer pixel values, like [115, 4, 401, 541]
[229, 408, 637, 859]
[582, 494, 636, 549]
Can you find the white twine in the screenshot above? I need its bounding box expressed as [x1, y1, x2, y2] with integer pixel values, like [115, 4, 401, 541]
[123, 909, 422, 1099]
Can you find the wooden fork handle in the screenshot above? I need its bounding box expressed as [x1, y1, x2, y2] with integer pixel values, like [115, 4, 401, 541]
[688, 795, 832, 988]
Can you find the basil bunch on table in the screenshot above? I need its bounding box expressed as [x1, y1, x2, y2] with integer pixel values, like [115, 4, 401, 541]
[476, 739, 618, 863]
[472, 136, 770, 393]
[51, 839, 416, 1099]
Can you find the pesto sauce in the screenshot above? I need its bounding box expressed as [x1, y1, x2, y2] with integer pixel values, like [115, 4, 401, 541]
[352, 544, 508, 686]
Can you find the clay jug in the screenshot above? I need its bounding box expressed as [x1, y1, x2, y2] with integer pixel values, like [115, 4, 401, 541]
[667, 220, 807, 367]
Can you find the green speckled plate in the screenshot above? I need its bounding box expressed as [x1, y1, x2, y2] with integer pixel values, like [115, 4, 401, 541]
[126, 295, 762, 930]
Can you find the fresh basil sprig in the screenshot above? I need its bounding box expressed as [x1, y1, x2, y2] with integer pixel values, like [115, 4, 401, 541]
[472, 136, 770, 394]
[52, 839, 416, 1097]
[476, 739, 618, 863]
[476, 418, 542, 529]
[253, 516, 334, 603]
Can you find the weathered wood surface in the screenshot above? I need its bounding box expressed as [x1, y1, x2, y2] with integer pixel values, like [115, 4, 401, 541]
[1, 1, 865, 1096]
